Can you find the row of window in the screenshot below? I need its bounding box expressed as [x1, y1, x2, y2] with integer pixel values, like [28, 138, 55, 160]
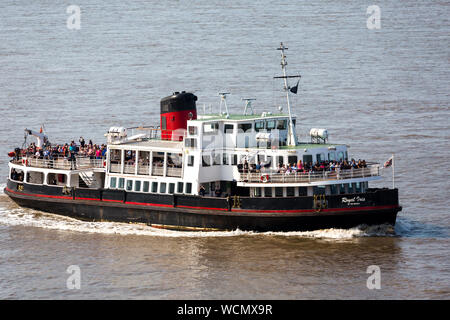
[199, 151, 348, 167]
[251, 182, 367, 197]
[109, 177, 193, 194]
[188, 119, 292, 136]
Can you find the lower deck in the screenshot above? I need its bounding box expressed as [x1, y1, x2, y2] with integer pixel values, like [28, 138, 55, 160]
[5, 179, 401, 232]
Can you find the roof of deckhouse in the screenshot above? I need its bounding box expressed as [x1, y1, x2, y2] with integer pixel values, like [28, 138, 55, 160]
[108, 139, 183, 149]
[194, 113, 292, 122]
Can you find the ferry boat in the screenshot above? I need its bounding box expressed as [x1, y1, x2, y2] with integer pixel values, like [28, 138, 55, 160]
[4, 43, 401, 232]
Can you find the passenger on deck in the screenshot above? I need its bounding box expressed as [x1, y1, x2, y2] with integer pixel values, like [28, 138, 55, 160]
[199, 185, 206, 196]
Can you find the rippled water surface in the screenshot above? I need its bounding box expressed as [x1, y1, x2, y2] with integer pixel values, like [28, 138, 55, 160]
[0, 0, 449, 299]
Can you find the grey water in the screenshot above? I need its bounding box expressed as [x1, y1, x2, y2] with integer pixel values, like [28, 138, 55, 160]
[0, 0, 449, 299]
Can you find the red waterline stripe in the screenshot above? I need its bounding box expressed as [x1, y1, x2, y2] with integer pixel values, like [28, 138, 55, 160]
[6, 187, 73, 200]
[75, 197, 101, 201]
[177, 205, 228, 211]
[102, 199, 123, 203]
[125, 201, 172, 208]
[231, 205, 399, 213]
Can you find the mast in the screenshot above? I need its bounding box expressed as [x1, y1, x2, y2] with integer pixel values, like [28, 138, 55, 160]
[275, 42, 299, 147]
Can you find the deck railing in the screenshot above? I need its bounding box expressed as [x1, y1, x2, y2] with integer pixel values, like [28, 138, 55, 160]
[12, 156, 105, 170]
[238, 164, 380, 184]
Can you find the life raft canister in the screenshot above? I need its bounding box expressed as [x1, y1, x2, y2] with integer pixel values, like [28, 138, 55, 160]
[261, 174, 270, 183]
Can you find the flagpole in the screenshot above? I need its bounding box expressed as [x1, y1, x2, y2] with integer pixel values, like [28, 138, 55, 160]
[392, 153, 395, 189]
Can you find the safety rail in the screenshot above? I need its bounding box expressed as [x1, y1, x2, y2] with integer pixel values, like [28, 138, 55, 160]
[238, 164, 380, 184]
[11, 156, 105, 170]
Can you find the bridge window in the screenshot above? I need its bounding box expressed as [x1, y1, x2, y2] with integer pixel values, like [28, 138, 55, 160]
[277, 120, 287, 130]
[255, 121, 265, 132]
[238, 123, 252, 133]
[203, 122, 219, 134]
[337, 152, 344, 161]
[224, 124, 234, 133]
[266, 120, 276, 130]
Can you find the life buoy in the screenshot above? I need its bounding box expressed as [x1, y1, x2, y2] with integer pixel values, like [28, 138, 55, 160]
[260, 174, 270, 183]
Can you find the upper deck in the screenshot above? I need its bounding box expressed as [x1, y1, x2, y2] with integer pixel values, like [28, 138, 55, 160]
[10, 156, 105, 171]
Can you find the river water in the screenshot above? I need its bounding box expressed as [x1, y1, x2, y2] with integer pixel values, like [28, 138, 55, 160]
[0, 0, 449, 299]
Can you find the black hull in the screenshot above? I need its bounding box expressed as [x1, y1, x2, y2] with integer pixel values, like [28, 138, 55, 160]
[4, 180, 401, 232]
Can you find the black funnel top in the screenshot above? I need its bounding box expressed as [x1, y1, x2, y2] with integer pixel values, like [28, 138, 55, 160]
[160, 92, 197, 114]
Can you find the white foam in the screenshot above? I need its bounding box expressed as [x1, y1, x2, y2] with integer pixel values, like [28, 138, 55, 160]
[0, 183, 6, 195]
[0, 206, 395, 239]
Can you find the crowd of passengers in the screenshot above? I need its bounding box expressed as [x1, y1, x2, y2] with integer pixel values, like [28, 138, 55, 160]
[239, 158, 367, 174]
[17, 137, 106, 160]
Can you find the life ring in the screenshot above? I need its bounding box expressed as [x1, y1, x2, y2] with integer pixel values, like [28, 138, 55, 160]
[260, 174, 270, 183]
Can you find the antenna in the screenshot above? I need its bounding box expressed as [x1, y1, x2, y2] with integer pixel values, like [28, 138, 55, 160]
[219, 92, 230, 117]
[274, 42, 300, 147]
[242, 98, 256, 115]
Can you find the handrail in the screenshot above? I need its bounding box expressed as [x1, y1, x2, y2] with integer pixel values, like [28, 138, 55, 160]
[11, 156, 105, 170]
[238, 165, 380, 183]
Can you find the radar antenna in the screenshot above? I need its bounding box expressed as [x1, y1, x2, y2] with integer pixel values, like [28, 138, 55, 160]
[242, 98, 256, 115]
[219, 92, 230, 117]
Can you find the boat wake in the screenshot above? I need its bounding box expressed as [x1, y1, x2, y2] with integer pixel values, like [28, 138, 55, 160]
[0, 201, 395, 239]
